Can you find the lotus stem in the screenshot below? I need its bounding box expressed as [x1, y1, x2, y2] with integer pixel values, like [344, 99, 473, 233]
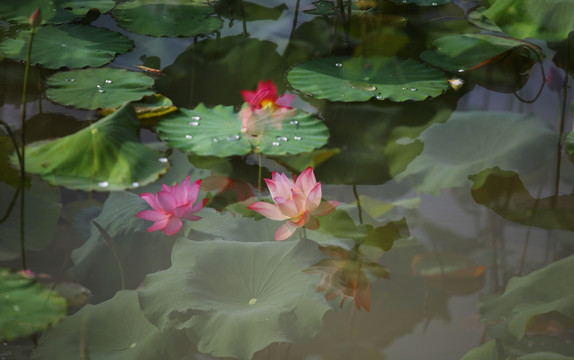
[288, 0, 301, 42]
[93, 221, 126, 290]
[257, 151, 262, 199]
[352, 184, 363, 225]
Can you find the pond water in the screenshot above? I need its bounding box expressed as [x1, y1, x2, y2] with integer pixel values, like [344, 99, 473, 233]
[1, 0, 574, 359]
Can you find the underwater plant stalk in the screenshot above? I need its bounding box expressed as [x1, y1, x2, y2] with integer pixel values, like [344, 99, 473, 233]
[93, 221, 126, 290]
[288, 0, 301, 42]
[352, 184, 363, 225]
[554, 33, 571, 205]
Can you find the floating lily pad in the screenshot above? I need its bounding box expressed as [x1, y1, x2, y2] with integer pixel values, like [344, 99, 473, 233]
[420, 33, 543, 72]
[480, 254, 574, 344]
[287, 56, 448, 102]
[157, 104, 329, 156]
[46, 68, 154, 110]
[138, 238, 331, 360]
[303, 0, 339, 16]
[33, 291, 193, 360]
[388, 0, 451, 5]
[482, 0, 574, 41]
[21, 104, 168, 191]
[112, 0, 222, 37]
[395, 112, 558, 194]
[0, 269, 67, 341]
[0, 25, 133, 69]
[0, 0, 113, 24]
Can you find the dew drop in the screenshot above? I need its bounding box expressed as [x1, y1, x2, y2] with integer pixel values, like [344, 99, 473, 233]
[289, 120, 299, 126]
[105, 79, 112, 84]
[185, 135, 193, 139]
[401, 87, 407, 90]
[431, 2, 438, 5]
[376, 95, 383, 100]
[98, 181, 109, 188]
[402, 0, 407, 3]
[226, 134, 240, 141]
[13, 305, 20, 312]
[70, 78, 75, 82]
[191, 116, 200, 121]
[98, 89, 105, 93]
[410, 88, 417, 91]
[158, 157, 169, 163]
[130, 343, 136, 348]
[60, 43, 67, 46]
[294, 136, 302, 140]
[457, 69, 465, 73]
[248, 298, 257, 305]
[272, 142, 280, 146]
[188, 121, 199, 126]
[131, 182, 140, 188]
[277, 136, 288, 142]
[335, 63, 343, 67]
[213, 138, 219, 142]
[96, 84, 102, 88]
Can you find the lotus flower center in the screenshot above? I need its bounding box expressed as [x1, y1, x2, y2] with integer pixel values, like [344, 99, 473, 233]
[248, 298, 257, 305]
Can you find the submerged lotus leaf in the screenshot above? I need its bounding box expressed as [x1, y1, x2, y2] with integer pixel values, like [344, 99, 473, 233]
[287, 56, 448, 102]
[482, 0, 574, 41]
[33, 291, 193, 360]
[566, 127, 574, 161]
[112, 0, 222, 37]
[157, 104, 329, 156]
[0, 0, 114, 24]
[395, 112, 558, 194]
[21, 104, 168, 191]
[0, 269, 67, 341]
[138, 239, 331, 360]
[0, 25, 133, 69]
[388, 0, 451, 5]
[420, 34, 543, 72]
[479, 254, 574, 343]
[46, 68, 154, 110]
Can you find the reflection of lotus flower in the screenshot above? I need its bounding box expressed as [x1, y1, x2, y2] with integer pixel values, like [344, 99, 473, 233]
[239, 80, 295, 136]
[248, 167, 340, 241]
[136, 176, 205, 235]
[305, 246, 390, 312]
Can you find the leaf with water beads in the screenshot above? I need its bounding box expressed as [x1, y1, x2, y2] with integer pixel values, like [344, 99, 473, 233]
[46, 68, 154, 110]
[0, 24, 132, 69]
[157, 103, 329, 157]
[287, 56, 449, 102]
[388, 0, 451, 5]
[20, 104, 168, 191]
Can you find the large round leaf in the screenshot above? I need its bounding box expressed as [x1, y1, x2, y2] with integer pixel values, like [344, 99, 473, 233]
[0, 269, 67, 341]
[395, 112, 559, 194]
[287, 56, 448, 102]
[157, 104, 329, 156]
[33, 291, 194, 360]
[112, 0, 222, 37]
[138, 238, 331, 360]
[0, 25, 133, 69]
[21, 104, 168, 191]
[0, 0, 114, 24]
[482, 0, 574, 41]
[46, 68, 154, 110]
[420, 33, 542, 72]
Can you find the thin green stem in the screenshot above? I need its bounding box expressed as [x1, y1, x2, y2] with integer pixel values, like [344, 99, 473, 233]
[0, 187, 20, 224]
[352, 184, 363, 225]
[288, 0, 301, 42]
[93, 221, 126, 290]
[257, 151, 262, 199]
[554, 34, 571, 206]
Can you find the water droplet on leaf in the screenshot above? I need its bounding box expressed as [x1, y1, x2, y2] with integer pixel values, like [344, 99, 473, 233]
[98, 181, 109, 188]
[105, 79, 112, 84]
[335, 63, 343, 67]
[188, 121, 199, 126]
[346, 81, 376, 91]
[185, 135, 193, 139]
[158, 158, 168, 163]
[277, 136, 288, 142]
[191, 116, 200, 121]
[294, 136, 302, 140]
[272, 142, 280, 146]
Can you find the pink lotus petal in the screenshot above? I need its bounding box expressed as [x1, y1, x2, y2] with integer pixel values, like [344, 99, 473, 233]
[163, 216, 183, 235]
[264, 178, 278, 199]
[248, 201, 290, 221]
[147, 217, 170, 232]
[187, 200, 205, 214]
[291, 210, 310, 227]
[275, 196, 300, 218]
[183, 214, 202, 221]
[275, 94, 295, 108]
[156, 191, 177, 213]
[304, 215, 320, 230]
[136, 210, 168, 222]
[312, 200, 340, 216]
[275, 222, 298, 241]
[305, 182, 322, 211]
[296, 167, 317, 195]
[139, 193, 160, 210]
[186, 178, 201, 205]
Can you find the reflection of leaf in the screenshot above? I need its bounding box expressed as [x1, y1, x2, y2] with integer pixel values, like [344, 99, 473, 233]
[157, 104, 329, 156]
[112, 0, 222, 37]
[287, 56, 448, 102]
[411, 253, 486, 279]
[214, 0, 287, 21]
[470, 168, 574, 232]
[0, 0, 114, 24]
[0, 269, 67, 341]
[0, 25, 132, 69]
[480, 254, 574, 343]
[138, 238, 330, 360]
[46, 68, 155, 110]
[396, 112, 558, 194]
[482, 0, 574, 41]
[22, 104, 168, 191]
[33, 291, 193, 360]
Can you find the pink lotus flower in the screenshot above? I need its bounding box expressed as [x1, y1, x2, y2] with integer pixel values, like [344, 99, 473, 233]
[239, 80, 295, 137]
[248, 167, 340, 241]
[136, 176, 205, 236]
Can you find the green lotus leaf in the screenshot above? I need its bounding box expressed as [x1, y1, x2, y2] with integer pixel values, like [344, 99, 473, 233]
[0, 25, 133, 69]
[0, 0, 114, 24]
[21, 104, 168, 191]
[482, 0, 574, 41]
[462, 339, 574, 360]
[395, 112, 559, 194]
[214, 1, 287, 21]
[0, 268, 67, 341]
[303, 0, 339, 16]
[287, 56, 448, 102]
[32, 291, 194, 360]
[566, 121, 574, 161]
[138, 238, 331, 360]
[420, 34, 543, 72]
[479, 254, 574, 343]
[388, 0, 451, 5]
[46, 68, 154, 110]
[112, 0, 222, 37]
[0, 179, 62, 258]
[157, 104, 329, 156]
[460, 340, 503, 360]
